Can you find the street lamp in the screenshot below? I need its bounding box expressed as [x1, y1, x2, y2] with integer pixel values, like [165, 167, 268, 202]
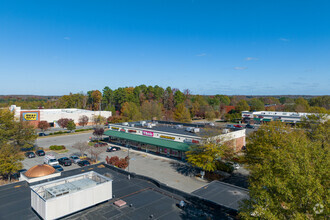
[126, 144, 130, 180]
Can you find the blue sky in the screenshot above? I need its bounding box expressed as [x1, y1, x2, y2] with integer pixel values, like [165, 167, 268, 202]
[0, 0, 329, 95]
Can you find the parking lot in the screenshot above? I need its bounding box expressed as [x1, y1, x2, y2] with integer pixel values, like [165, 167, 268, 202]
[23, 132, 208, 193]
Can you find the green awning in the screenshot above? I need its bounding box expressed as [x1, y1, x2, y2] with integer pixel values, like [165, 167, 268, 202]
[254, 118, 261, 121]
[262, 119, 271, 122]
[104, 130, 191, 152]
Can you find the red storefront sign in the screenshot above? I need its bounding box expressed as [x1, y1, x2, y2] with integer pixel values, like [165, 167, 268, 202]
[120, 129, 126, 132]
[192, 139, 199, 144]
[142, 130, 154, 137]
[128, 129, 136, 133]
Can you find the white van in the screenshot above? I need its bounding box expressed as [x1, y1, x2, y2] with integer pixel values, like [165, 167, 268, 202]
[44, 154, 59, 166]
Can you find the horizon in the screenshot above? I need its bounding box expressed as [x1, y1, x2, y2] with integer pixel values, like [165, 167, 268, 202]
[1, 1, 329, 95]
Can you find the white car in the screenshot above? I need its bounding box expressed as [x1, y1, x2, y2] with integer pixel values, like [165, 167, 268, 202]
[44, 154, 59, 166]
[69, 155, 81, 164]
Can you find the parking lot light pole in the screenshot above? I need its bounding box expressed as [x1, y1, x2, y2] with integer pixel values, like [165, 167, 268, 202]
[127, 144, 130, 180]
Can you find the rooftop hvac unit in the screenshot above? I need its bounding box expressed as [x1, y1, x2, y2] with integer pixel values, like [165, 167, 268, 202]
[140, 121, 146, 126]
[147, 124, 152, 128]
[175, 125, 183, 129]
[192, 128, 200, 133]
[130, 124, 135, 127]
[185, 127, 193, 132]
[122, 122, 129, 126]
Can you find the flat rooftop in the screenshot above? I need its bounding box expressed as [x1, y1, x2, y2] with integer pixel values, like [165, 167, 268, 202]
[114, 121, 222, 138]
[192, 181, 249, 211]
[0, 164, 235, 219]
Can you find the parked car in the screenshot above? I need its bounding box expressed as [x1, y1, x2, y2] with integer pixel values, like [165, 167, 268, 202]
[69, 155, 81, 164]
[106, 146, 121, 152]
[44, 154, 59, 166]
[233, 124, 243, 128]
[52, 165, 64, 172]
[11, 169, 27, 179]
[38, 132, 47, 136]
[226, 124, 236, 129]
[25, 152, 36, 158]
[35, 150, 45, 156]
[94, 142, 108, 147]
[245, 124, 255, 129]
[77, 160, 90, 167]
[226, 162, 240, 170]
[58, 157, 72, 166]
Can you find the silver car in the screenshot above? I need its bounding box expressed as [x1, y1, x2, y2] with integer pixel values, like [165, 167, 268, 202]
[70, 155, 81, 164]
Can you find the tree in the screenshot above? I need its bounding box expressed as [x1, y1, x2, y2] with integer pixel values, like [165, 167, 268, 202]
[91, 90, 102, 111]
[205, 109, 216, 121]
[88, 146, 103, 162]
[57, 118, 69, 128]
[0, 143, 23, 182]
[186, 142, 223, 172]
[174, 89, 185, 106]
[141, 100, 163, 120]
[240, 122, 329, 219]
[38, 121, 50, 132]
[235, 99, 250, 112]
[67, 120, 76, 132]
[72, 141, 89, 156]
[93, 127, 104, 141]
[78, 115, 89, 127]
[249, 98, 265, 111]
[294, 97, 310, 112]
[174, 103, 191, 123]
[0, 109, 35, 181]
[92, 115, 106, 126]
[121, 102, 142, 121]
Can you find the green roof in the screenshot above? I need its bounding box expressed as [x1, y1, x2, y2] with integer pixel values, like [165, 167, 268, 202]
[104, 130, 191, 152]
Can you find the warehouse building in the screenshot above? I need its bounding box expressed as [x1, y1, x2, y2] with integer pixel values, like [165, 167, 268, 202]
[105, 121, 246, 160]
[9, 105, 112, 127]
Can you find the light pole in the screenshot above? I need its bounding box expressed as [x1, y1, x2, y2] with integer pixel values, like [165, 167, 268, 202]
[127, 143, 130, 180]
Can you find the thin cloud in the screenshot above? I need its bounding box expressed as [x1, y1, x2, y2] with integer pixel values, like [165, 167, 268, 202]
[245, 57, 259, 61]
[234, 67, 247, 70]
[64, 37, 71, 40]
[279, 38, 289, 42]
[196, 53, 206, 57]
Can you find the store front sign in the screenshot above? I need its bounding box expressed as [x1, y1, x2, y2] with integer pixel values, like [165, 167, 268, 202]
[128, 129, 136, 133]
[160, 135, 175, 140]
[22, 112, 38, 121]
[142, 130, 154, 137]
[111, 127, 119, 130]
[192, 139, 200, 144]
[120, 128, 126, 132]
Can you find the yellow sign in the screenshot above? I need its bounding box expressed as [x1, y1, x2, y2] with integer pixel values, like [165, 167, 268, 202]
[160, 135, 175, 140]
[111, 127, 119, 130]
[23, 113, 38, 121]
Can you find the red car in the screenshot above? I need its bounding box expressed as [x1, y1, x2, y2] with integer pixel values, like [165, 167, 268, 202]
[233, 124, 243, 128]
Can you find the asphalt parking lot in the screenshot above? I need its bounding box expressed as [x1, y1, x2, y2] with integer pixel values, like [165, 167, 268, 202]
[23, 133, 208, 193]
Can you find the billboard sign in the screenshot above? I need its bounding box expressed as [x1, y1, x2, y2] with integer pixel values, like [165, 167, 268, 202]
[22, 112, 38, 121]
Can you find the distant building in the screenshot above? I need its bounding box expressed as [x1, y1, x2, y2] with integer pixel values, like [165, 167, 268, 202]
[105, 120, 246, 160]
[241, 110, 315, 124]
[10, 105, 112, 127]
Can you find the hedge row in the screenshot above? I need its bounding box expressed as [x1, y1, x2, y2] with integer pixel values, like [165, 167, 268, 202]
[49, 145, 66, 150]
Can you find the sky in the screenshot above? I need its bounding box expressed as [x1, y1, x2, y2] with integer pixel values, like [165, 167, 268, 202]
[0, 0, 329, 96]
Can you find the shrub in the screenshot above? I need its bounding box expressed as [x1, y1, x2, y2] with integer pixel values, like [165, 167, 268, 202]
[49, 145, 66, 150]
[106, 156, 129, 169]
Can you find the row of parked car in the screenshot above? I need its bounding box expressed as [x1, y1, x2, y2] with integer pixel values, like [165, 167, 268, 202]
[226, 124, 255, 129]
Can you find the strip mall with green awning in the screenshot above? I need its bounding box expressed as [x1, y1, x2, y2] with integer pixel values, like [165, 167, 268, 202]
[104, 130, 192, 159]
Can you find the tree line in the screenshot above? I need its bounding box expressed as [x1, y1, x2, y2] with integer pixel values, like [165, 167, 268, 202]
[1, 86, 329, 123]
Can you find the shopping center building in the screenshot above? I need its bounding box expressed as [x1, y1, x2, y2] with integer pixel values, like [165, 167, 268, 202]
[241, 110, 315, 124]
[104, 121, 246, 160]
[9, 105, 112, 127]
